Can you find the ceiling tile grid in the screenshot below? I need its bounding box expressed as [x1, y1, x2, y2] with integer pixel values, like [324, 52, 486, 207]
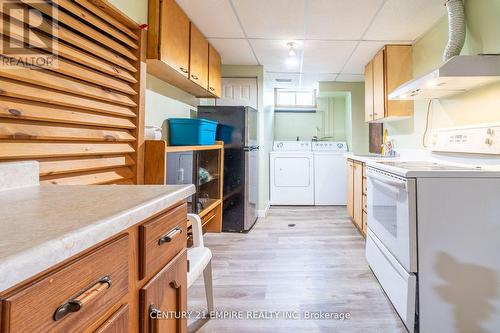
[177, 0, 446, 89]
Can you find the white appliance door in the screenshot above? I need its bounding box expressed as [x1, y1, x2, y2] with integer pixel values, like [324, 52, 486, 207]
[366, 230, 416, 333]
[313, 153, 347, 205]
[366, 167, 417, 272]
[271, 154, 314, 205]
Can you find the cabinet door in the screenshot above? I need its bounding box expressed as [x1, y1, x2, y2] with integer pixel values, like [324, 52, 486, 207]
[189, 23, 209, 89]
[353, 162, 364, 231]
[159, 0, 190, 78]
[385, 45, 413, 117]
[141, 250, 187, 333]
[208, 44, 222, 97]
[94, 305, 129, 333]
[372, 48, 385, 121]
[346, 160, 354, 220]
[364, 60, 374, 122]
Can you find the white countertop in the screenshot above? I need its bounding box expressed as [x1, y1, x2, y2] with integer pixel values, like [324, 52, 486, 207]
[0, 184, 195, 292]
[345, 152, 400, 163]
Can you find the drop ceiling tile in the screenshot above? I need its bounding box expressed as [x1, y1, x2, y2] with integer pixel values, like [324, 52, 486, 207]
[365, 0, 446, 40]
[336, 74, 365, 82]
[342, 41, 388, 74]
[302, 40, 358, 73]
[265, 72, 301, 90]
[307, 0, 384, 40]
[207, 39, 258, 65]
[250, 39, 304, 72]
[301, 73, 338, 90]
[176, 0, 244, 38]
[231, 0, 305, 39]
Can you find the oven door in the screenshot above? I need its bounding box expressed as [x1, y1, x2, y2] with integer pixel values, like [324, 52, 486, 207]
[366, 167, 417, 272]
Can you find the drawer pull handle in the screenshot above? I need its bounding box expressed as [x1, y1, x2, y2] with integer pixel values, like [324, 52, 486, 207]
[179, 67, 188, 73]
[53, 276, 112, 321]
[158, 227, 182, 245]
[209, 87, 215, 91]
[191, 74, 199, 80]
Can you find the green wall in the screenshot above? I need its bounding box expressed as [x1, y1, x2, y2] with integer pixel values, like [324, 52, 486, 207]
[385, 0, 500, 149]
[274, 94, 347, 142]
[319, 82, 368, 153]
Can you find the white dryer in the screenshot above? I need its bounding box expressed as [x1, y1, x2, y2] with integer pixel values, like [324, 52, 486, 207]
[312, 141, 348, 205]
[270, 141, 314, 205]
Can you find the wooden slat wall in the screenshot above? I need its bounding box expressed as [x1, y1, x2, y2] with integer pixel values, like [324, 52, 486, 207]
[0, 0, 145, 185]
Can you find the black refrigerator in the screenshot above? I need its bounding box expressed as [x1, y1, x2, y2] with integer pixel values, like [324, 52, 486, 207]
[197, 106, 259, 232]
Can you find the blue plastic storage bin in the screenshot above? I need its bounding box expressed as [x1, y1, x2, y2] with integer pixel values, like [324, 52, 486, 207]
[216, 124, 233, 144]
[168, 118, 218, 146]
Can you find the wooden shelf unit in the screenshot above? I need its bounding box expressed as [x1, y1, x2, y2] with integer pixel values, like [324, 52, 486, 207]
[144, 140, 223, 233]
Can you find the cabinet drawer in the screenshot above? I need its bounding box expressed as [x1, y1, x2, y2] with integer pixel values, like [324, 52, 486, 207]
[140, 203, 187, 279]
[363, 211, 367, 234]
[140, 250, 187, 333]
[2, 236, 129, 333]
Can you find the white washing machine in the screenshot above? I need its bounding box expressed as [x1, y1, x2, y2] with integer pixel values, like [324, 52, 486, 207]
[270, 141, 314, 205]
[312, 141, 348, 205]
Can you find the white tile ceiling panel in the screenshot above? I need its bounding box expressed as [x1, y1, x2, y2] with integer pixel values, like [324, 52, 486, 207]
[365, 0, 446, 40]
[302, 40, 357, 73]
[265, 72, 301, 90]
[306, 0, 384, 40]
[301, 73, 338, 90]
[231, 0, 305, 39]
[176, 0, 244, 38]
[207, 39, 258, 65]
[342, 41, 388, 74]
[336, 74, 365, 82]
[250, 39, 304, 72]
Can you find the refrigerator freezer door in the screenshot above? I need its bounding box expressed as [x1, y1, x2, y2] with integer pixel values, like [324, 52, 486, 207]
[244, 149, 258, 230]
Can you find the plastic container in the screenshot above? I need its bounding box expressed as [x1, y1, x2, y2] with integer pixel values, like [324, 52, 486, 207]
[168, 118, 218, 146]
[216, 124, 233, 144]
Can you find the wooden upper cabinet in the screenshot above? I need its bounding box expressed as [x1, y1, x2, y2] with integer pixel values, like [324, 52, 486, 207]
[189, 23, 209, 89]
[147, 0, 221, 98]
[364, 60, 374, 122]
[385, 45, 413, 118]
[208, 44, 222, 97]
[149, 0, 190, 77]
[365, 45, 413, 122]
[372, 48, 385, 121]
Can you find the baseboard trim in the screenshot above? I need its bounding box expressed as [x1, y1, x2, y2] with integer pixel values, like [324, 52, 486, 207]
[257, 202, 270, 218]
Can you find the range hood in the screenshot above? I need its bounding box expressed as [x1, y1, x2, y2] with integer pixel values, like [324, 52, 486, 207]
[388, 54, 500, 100]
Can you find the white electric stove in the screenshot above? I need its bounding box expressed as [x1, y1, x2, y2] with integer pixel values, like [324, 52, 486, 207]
[365, 159, 500, 333]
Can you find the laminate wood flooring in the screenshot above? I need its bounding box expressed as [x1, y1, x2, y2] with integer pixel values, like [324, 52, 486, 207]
[188, 206, 407, 333]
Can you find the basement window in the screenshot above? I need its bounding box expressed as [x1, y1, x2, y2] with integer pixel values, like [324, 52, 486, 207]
[274, 89, 317, 112]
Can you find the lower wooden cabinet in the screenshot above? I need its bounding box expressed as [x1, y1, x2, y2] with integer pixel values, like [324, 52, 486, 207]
[0, 202, 189, 333]
[94, 304, 129, 333]
[347, 159, 367, 237]
[346, 160, 354, 220]
[140, 250, 187, 333]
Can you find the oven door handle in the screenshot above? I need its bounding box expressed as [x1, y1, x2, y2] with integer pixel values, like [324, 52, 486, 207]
[367, 169, 407, 191]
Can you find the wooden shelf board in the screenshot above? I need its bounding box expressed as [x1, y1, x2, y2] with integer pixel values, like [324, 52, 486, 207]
[198, 199, 221, 218]
[164, 142, 224, 152]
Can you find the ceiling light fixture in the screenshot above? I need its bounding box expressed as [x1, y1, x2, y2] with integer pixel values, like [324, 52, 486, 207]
[287, 42, 297, 57]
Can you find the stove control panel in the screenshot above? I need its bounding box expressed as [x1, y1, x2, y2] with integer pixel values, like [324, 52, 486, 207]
[429, 125, 500, 155]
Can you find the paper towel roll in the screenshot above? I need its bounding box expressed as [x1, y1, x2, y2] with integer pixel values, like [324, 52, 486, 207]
[145, 126, 162, 140]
